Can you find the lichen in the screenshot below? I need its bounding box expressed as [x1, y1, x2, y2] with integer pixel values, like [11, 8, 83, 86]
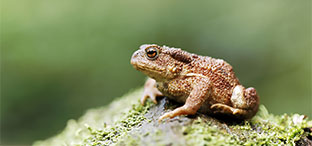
[34, 88, 312, 146]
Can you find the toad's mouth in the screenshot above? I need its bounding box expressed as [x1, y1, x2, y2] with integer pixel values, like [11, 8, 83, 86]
[134, 64, 165, 76]
[131, 54, 164, 74]
[131, 62, 166, 80]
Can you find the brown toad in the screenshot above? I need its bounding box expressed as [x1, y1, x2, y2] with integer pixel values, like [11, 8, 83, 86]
[131, 44, 259, 121]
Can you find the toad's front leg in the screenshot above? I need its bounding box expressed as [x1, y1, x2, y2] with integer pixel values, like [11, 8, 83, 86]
[141, 78, 163, 105]
[158, 79, 210, 122]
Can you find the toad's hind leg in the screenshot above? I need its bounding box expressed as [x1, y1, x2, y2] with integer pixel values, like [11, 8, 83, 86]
[210, 103, 249, 117]
[211, 85, 259, 119]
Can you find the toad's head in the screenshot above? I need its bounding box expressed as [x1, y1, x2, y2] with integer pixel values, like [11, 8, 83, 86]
[131, 44, 194, 81]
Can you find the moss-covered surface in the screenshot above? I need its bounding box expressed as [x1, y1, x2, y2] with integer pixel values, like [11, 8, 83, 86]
[34, 88, 312, 146]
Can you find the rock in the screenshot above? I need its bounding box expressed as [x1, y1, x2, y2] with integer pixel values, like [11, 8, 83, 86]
[34, 88, 312, 146]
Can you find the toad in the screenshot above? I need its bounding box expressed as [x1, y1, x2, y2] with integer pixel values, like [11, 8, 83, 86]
[131, 44, 259, 121]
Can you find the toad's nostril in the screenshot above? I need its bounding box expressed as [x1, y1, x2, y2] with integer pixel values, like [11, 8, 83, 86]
[131, 50, 141, 65]
[131, 50, 140, 59]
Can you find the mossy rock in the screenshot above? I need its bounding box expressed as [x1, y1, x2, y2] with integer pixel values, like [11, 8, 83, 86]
[34, 88, 312, 146]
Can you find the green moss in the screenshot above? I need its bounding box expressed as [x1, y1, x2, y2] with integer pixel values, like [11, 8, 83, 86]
[182, 118, 239, 146]
[34, 88, 312, 146]
[113, 104, 312, 146]
[182, 105, 312, 146]
[83, 102, 152, 145]
[34, 88, 146, 146]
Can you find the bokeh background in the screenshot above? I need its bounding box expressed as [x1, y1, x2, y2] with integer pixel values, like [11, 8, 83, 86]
[1, 0, 311, 145]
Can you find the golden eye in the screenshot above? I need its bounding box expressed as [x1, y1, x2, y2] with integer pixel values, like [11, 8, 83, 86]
[145, 47, 159, 60]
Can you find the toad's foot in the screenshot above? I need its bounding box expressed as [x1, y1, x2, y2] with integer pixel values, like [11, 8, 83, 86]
[141, 78, 163, 105]
[210, 103, 248, 117]
[158, 105, 196, 122]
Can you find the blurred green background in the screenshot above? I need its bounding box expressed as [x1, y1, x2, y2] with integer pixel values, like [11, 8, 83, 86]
[1, 0, 311, 145]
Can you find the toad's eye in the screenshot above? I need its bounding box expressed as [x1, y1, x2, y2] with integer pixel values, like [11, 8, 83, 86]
[145, 47, 159, 60]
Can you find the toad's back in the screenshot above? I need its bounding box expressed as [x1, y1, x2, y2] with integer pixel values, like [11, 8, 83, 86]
[186, 55, 241, 103]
